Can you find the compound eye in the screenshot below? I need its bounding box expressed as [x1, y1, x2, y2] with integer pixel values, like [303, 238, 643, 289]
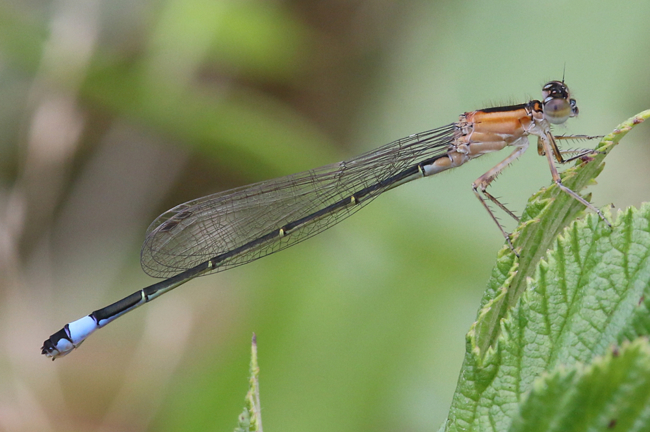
[544, 97, 572, 124]
[570, 98, 579, 116]
[542, 81, 569, 100]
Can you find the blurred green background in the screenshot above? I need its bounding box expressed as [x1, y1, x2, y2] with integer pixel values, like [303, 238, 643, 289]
[1, 1, 649, 431]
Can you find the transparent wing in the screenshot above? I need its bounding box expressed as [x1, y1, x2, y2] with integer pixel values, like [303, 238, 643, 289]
[141, 124, 456, 278]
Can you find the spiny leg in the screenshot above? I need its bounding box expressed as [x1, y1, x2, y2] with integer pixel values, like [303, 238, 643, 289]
[540, 131, 611, 227]
[481, 190, 520, 221]
[472, 144, 529, 255]
[540, 134, 604, 163]
[554, 134, 604, 141]
[557, 149, 605, 163]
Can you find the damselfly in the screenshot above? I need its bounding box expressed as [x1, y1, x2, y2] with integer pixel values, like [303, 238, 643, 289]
[42, 81, 606, 359]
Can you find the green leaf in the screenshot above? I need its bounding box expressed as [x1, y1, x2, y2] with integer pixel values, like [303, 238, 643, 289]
[509, 339, 650, 432]
[443, 110, 650, 432]
[235, 334, 263, 432]
[446, 203, 650, 432]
